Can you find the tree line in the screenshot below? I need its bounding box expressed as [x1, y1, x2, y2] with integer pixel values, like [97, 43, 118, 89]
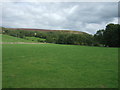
[2, 23, 120, 47]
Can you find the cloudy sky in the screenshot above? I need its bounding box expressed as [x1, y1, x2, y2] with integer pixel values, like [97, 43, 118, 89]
[2, 2, 118, 34]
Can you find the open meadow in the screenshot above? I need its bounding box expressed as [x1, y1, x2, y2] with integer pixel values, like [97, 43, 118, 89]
[2, 35, 118, 88]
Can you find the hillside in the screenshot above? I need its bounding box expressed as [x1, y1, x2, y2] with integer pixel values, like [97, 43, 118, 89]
[0, 34, 38, 43]
[1, 27, 94, 46]
[4, 28, 88, 34]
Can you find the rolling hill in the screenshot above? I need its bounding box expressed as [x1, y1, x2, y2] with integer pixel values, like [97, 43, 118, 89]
[3, 27, 88, 34]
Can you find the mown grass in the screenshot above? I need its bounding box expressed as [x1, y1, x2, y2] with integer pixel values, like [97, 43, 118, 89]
[2, 44, 118, 88]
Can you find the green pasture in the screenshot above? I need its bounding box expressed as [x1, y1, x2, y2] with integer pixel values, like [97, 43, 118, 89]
[2, 43, 118, 88]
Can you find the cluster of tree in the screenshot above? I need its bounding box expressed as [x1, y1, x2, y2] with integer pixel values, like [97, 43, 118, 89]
[2, 23, 119, 47]
[2, 28, 47, 38]
[94, 23, 119, 47]
[46, 32, 94, 46]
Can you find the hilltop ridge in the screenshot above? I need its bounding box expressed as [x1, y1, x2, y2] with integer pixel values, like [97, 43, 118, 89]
[2, 27, 88, 35]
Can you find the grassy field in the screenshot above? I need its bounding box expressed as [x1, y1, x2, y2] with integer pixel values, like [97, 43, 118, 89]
[2, 43, 118, 88]
[0, 38, 1, 89]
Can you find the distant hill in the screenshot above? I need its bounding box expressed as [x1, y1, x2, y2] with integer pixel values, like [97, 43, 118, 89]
[5, 28, 88, 35]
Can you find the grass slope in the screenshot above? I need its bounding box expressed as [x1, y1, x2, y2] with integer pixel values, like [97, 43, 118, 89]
[1, 34, 37, 43]
[3, 44, 118, 88]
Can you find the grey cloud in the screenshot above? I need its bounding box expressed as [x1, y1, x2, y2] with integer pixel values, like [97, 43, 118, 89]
[2, 2, 118, 34]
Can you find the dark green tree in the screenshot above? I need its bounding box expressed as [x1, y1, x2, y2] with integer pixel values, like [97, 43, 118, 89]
[94, 29, 104, 45]
[103, 23, 119, 47]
